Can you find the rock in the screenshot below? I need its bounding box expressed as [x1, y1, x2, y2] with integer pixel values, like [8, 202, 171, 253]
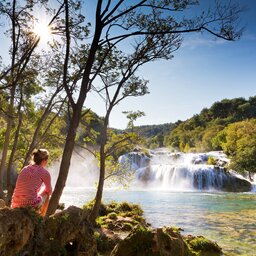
[110, 226, 190, 256]
[185, 235, 222, 256]
[0, 206, 97, 256]
[36, 206, 97, 256]
[110, 226, 223, 256]
[0, 207, 36, 256]
[221, 175, 252, 192]
[0, 199, 6, 208]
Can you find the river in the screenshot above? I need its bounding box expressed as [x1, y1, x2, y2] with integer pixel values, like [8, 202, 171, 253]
[58, 150, 256, 255]
[61, 188, 256, 256]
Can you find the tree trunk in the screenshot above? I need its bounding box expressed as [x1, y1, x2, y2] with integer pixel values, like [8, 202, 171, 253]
[89, 112, 109, 223]
[89, 134, 106, 223]
[46, 108, 81, 216]
[6, 110, 23, 205]
[0, 119, 13, 199]
[23, 90, 60, 166]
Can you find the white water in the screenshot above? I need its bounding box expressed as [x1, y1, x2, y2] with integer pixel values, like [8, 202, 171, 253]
[57, 149, 255, 256]
[119, 149, 251, 192]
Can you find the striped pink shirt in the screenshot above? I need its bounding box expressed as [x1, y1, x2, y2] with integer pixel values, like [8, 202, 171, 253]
[11, 164, 52, 208]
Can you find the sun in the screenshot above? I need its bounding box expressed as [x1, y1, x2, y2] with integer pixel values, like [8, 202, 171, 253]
[33, 19, 52, 43]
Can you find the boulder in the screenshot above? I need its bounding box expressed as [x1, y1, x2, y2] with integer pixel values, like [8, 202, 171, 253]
[0, 207, 36, 256]
[110, 226, 223, 256]
[0, 206, 97, 256]
[221, 175, 252, 192]
[185, 235, 222, 256]
[110, 226, 190, 256]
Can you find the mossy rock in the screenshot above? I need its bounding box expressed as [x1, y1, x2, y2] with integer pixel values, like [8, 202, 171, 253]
[185, 235, 222, 256]
[110, 226, 155, 256]
[110, 226, 190, 256]
[108, 212, 118, 220]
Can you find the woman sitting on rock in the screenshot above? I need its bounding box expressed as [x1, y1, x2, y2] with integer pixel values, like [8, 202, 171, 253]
[11, 149, 52, 216]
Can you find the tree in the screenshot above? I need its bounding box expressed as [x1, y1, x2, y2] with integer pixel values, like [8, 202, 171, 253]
[0, 0, 64, 198]
[88, 48, 149, 222]
[123, 111, 146, 133]
[47, 0, 245, 216]
[220, 119, 256, 178]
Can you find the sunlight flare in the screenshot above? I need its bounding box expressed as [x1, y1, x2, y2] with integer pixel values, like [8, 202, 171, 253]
[32, 19, 52, 43]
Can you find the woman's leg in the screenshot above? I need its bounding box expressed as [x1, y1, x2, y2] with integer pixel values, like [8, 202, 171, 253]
[38, 193, 50, 216]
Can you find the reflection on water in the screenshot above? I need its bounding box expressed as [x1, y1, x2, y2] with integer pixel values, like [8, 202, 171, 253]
[61, 189, 256, 256]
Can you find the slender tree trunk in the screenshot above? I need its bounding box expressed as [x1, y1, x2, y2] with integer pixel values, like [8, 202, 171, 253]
[6, 108, 23, 204]
[23, 88, 63, 166]
[89, 110, 109, 223]
[46, 108, 81, 216]
[0, 0, 17, 199]
[0, 117, 13, 198]
[89, 132, 107, 223]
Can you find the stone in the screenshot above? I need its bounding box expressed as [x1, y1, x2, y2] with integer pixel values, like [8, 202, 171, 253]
[110, 226, 190, 256]
[0, 207, 36, 256]
[0, 206, 97, 256]
[0, 199, 6, 208]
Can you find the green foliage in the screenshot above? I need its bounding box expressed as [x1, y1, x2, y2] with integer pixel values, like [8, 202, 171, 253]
[78, 109, 103, 146]
[186, 236, 222, 256]
[128, 123, 174, 149]
[220, 119, 256, 174]
[94, 230, 113, 253]
[207, 156, 217, 166]
[106, 201, 143, 216]
[123, 110, 146, 132]
[164, 97, 256, 152]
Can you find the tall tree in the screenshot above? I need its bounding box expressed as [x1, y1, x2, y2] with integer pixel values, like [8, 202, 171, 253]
[0, 0, 64, 198]
[47, 0, 244, 216]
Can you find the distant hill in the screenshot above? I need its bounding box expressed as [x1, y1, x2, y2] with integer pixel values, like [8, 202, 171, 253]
[164, 96, 256, 152]
[78, 96, 256, 151]
[133, 123, 175, 138]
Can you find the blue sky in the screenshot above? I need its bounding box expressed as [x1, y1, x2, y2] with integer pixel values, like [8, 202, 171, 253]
[1, 1, 255, 129]
[86, 0, 256, 129]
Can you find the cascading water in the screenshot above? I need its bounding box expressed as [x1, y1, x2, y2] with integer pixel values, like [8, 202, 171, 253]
[119, 149, 252, 192]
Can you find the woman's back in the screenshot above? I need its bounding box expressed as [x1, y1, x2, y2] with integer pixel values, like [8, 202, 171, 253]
[11, 164, 51, 208]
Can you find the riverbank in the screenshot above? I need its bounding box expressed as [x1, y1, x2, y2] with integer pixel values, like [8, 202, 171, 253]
[0, 201, 223, 256]
[60, 188, 256, 255]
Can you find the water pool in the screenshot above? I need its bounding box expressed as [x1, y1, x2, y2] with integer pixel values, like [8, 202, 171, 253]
[61, 188, 256, 256]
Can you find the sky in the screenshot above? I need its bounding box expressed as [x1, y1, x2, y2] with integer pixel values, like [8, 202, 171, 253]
[1, 1, 256, 130]
[85, 0, 256, 129]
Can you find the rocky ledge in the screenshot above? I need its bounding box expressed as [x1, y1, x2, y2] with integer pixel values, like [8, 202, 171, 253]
[0, 201, 222, 256]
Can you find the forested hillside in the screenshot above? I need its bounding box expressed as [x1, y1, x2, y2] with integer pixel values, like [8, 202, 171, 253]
[132, 123, 175, 149]
[164, 96, 256, 152]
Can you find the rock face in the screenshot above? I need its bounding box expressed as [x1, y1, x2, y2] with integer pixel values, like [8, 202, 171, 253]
[0, 206, 97, 256]
[110, 226, 222, 256]
[0, 207, 36, 256]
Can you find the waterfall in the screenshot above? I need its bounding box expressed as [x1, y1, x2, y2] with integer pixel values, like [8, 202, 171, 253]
[119, 149, 252, 192]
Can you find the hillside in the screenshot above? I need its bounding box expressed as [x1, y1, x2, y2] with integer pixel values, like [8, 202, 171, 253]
[163, 96, 256, 152]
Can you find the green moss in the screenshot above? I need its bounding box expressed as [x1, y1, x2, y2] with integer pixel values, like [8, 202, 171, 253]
[96, 216, 107, 226]
[107, 212, 118, 220]
[83, 199, 107, 216]
[122, 222, 134, 231]
[207, 156, 217, 165]
[190, 237, 214, 250]
[185, 236, 222, 256]
[112, 226, 155, 256]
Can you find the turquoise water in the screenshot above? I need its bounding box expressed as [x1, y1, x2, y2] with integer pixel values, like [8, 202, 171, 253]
[61, 188, 256, 256]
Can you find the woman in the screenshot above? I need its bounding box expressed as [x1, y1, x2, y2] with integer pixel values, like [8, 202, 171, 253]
[11, 149, 52, 216]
